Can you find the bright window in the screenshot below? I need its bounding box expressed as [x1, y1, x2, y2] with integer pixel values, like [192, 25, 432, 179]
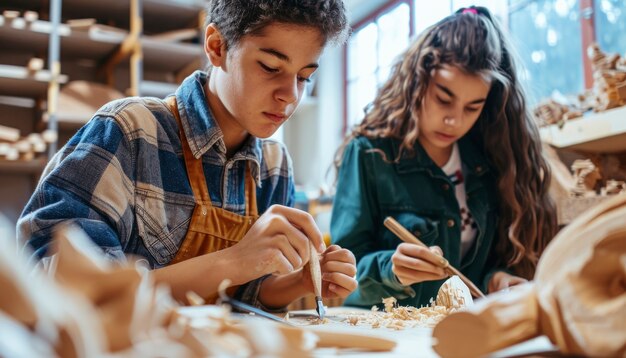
[346, 2, 411, 129]
[595, 0, 626, 54]
[509, 0, 584, 103]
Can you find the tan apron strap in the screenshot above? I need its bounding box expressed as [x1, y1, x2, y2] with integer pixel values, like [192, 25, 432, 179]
[166, 97, 258, 217]
[165, 97, 212, 206]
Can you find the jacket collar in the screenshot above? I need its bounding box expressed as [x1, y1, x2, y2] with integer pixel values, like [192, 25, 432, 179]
[394, 136, 490, 176]
[173, 71, 262, 184]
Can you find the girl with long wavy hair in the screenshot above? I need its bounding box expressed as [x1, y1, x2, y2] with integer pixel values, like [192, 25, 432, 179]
[331, 6, 557, 308]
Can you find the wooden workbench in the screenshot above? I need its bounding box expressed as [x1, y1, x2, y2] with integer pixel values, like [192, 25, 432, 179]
[291, 308, 556, 357]
[179, 306, 557, 357]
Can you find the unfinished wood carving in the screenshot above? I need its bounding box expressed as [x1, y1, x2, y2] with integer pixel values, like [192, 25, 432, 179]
[570, 159, 599, 197]
[588, 43, 626, 111]
[533, 99, 582, 128]
[432, 194, 626, 357]
[435, 275, 473, 310]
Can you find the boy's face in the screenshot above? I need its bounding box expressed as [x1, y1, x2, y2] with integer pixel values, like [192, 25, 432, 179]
[418, 65, 490, 160]
[206, 23, 325, 139]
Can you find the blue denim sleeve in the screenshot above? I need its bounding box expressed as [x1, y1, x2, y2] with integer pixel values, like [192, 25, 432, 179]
[17, 117, 135, 263]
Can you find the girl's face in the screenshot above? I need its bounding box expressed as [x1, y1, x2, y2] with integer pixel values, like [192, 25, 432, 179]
[206, 22, 324, 141]
[417, 64, 491, 165]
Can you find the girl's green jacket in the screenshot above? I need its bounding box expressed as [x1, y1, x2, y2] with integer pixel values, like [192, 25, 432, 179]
[331, 135, 505, 308]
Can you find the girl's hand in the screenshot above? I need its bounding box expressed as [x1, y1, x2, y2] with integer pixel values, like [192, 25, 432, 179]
[302, 245, 357, 298]
[488, 271, 528, 293]
[391, 243, 447, 286]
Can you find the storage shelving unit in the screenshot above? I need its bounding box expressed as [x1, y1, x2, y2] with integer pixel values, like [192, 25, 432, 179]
[0, 0, 206, 225]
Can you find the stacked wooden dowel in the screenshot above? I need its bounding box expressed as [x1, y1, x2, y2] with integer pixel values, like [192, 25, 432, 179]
[0, 125, 57, 162]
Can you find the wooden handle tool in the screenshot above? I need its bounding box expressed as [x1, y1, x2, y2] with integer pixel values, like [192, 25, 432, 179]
[308, 241, 326, 319]
[383, 217, 486, 298]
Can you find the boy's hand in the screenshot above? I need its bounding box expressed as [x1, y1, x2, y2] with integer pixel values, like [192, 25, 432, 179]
[302, 245, 357, 298]
[488, 271, 527, 293]
[227, 205, 325, 284]
[391, 243, 447, 286]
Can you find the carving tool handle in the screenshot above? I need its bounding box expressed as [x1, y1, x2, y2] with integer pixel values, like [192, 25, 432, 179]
[308, 241, 326, 318]
[384, 217, 485, 298]
[308, 241, 323, 297]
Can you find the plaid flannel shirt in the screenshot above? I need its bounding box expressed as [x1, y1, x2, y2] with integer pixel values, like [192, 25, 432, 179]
[17, 71, 295, 307]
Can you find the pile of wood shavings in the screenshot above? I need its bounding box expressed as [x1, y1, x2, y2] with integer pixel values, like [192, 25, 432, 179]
[343, 295, 462, 330]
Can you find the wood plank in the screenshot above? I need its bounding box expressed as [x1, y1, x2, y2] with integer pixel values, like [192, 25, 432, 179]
[66, 18, 96, 31]
[540, 105, 626, 153]
[0, 125, 20, 142]
[0, 65, 68, 98]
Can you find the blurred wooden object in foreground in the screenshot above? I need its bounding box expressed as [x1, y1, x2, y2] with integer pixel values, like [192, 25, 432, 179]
[432, 194, 626, 357]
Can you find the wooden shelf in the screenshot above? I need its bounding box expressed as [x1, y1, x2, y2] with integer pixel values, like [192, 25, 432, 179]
[1, 16, 201, 82]
[0, 64, 67, 98]
[142, 0, 204, 32]
[0, 157, 47, 175]
[141, 38, 203, 72]
[0, 16, 126, 62]
[59, 0, 204, 34]
[0, 0, 43, 11]
[540, 105, 626, 153]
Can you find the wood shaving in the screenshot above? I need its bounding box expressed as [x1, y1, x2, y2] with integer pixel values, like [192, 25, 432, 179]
[186, 291, 205, 306]
[339, 278, 470, 330]
[347, 315, 360, 325]
[340, 300, 457, 330]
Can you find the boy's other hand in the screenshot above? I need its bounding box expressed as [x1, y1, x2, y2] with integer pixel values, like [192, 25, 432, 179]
[391, 243, 447, 286]
[301, 244, 357, 298]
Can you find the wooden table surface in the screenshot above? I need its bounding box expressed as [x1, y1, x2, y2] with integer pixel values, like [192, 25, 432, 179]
[286, 307, 557, 357]
[177, 305, 557, 357]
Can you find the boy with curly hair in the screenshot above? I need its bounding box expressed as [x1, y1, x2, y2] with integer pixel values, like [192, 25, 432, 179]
[19, 0, 356, 310]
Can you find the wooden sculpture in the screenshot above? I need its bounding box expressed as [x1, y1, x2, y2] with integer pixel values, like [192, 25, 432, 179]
[432, 194, 626, 357]
[570, 159, 599, 197]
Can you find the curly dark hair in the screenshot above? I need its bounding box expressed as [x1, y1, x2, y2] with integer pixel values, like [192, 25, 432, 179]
[336, 6, 557, 279]
[205, 0, 349, 49]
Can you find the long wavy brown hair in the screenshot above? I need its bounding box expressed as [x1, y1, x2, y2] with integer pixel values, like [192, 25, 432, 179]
[335, 6, 557, 279]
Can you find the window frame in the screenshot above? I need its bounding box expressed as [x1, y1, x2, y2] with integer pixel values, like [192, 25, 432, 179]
[508, 0, 596, 91]
[342, 0, 414, 134]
